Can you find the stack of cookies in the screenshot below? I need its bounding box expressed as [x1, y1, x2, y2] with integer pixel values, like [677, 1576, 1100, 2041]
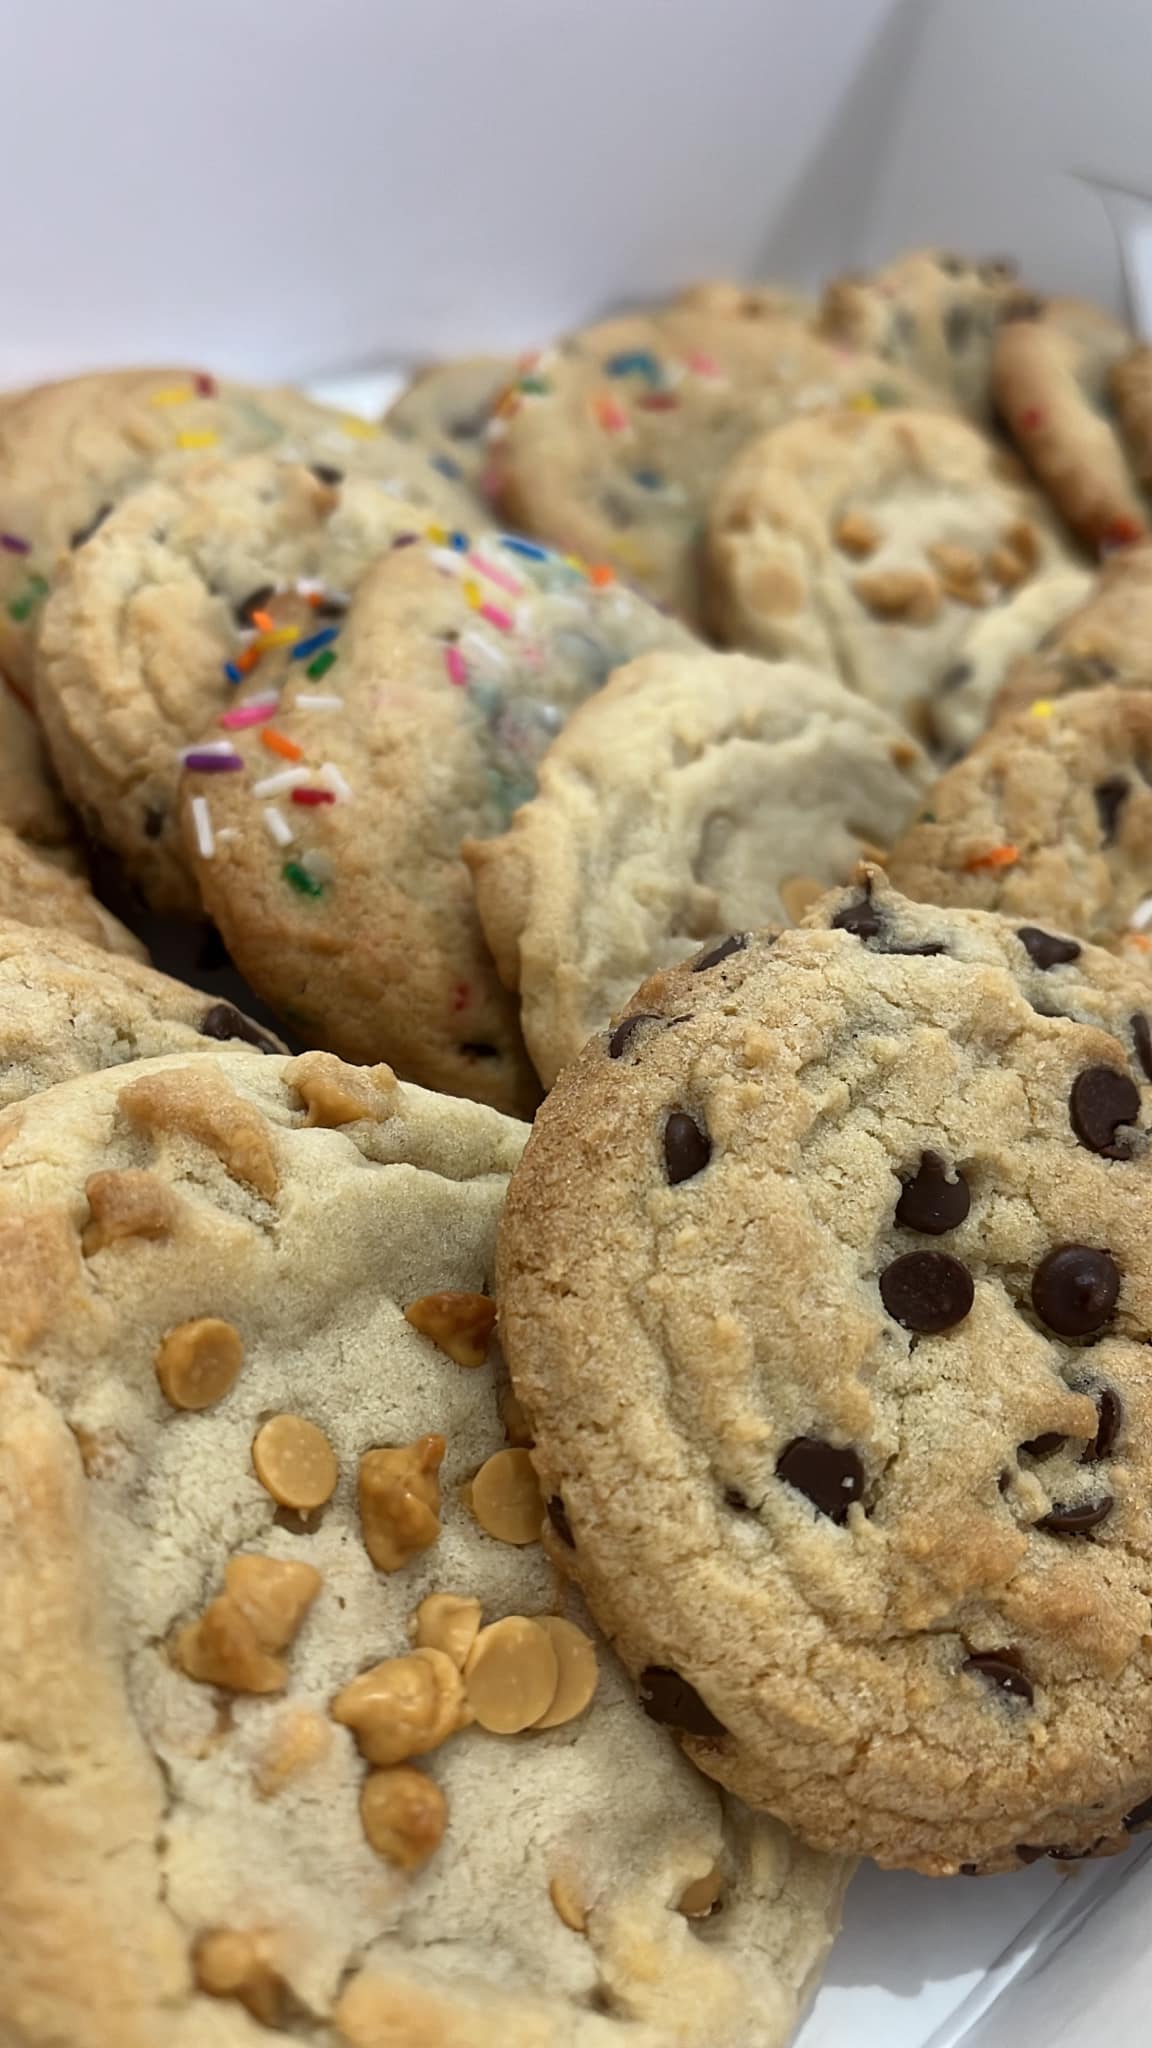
[2, 243, 1152, 2046]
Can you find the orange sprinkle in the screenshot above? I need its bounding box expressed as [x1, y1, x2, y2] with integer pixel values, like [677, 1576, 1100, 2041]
[260, 728, 303, 762]
[588, 563, 616, 587]
[1129, 933, 1152, 953]
[964, 844, 1019, 872]
[250, 609, 275, 633]
[235, 645, 263, 675]
[594, 394, 629, 432]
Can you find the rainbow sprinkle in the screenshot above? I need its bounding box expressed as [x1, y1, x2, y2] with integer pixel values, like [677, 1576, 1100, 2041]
[150, 386, 193, 407]
[292, 627, 338, 663]
[6, 572, 49, 622]
[0, 534, 29, 555]
[176, 429, 219, 450]
[283, 858, 324, 897]
[253, 766, 311, 798]
[219, 694, 278, 731]
[261, 728, 303, 762]
[190, 795, 215, 858]
[479, 601, 514, 632]
[498, 536, 549, 561]
[468, 552, 524, 597]
[594, 396, 629, 433]
[319, 762, 353, 801]
[294, 691, 343, 709]
[262, 805, 294, 847]
[291, 787, 335, 806]
[306, 648, 338, 680]
[444, 644, 468, 687]
[182, 747, 243, 772]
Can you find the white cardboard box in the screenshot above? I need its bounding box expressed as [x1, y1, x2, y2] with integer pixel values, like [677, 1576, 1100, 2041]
[5, 1, 1152, 2039]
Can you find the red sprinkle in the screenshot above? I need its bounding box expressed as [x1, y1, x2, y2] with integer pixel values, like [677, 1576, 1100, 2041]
[594, 395, 629, 432]
[290, 787, 336, 806]
[194, 372, 217, 397]
[1017, 407, 1046, 432]
[1102, 515, 1146, 548]
[637, 393, 679, 411]
[452, 982, 470, 1012]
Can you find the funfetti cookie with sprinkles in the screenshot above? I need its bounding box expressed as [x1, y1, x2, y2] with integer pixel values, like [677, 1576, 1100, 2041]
[991, 298, 1142, 551]
[181, 530, 694, 1117]
[703, 406, 1075, 737]
[491, 306, 948, 623]
[0, 1045, 848, 2048]
[385, 355, 517, 494]
[498, 869, 1152, 1875]
[34, 456, 434, 915]
[994, 542, 1152, 723]
[0, 367, 477, 691]
[818, 247, 1032, 420]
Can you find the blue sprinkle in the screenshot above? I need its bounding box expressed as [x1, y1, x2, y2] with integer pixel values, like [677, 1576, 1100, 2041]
[291, 626, 339, 663]
[430, 452, 464, 480]
[604, 350, 662, 384]
[498, 535, 549, 560]
[223, 660, 242, 683]
[449, 530, 469, 551]
[632, 468, 664, 490]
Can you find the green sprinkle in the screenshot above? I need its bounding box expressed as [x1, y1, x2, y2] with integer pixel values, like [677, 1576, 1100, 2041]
[282, 859, 324, 898]
[306, 646, 338, 680]
[873, 385, 905, 409]
[7, 572, 49, 622]
[518, 375, 552, 396]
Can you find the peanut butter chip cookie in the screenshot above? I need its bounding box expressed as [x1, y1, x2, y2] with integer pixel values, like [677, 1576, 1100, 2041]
[0, 1049, 845, 2048]
[498, 871, 1152, 1874]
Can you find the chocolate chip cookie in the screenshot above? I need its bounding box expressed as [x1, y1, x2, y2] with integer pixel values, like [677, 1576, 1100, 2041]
[818, 247, 1030, 418]
[465, 649, 929, 1086]
[995, 543, 1152, 722]
[0, 1047, 846, 2046]
[0, 678, 77, 859]
[0, 822, 144, 957]
[499, 870, 1152, 1873]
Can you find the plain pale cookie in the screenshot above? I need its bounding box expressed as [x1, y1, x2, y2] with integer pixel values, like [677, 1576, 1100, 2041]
[927, 565, 1092, 756]
[465, 650, 929, 1086]
[992, 301, 1143, 549]
[818, 247, 1029, 419]
[0, 822, 144, 958]
[995, 543, 1152, 722]
[498, 871, 1152, 1873]
[0, 678, 77, 859]
[704, 407, 1072, 732]
[0, 1048, 846, 2048]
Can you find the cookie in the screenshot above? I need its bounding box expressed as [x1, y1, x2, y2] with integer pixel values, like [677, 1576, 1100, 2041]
[0, 677, 77, 858]
[926, 565, 1092, 756]
[498, 870, 1152, 1874]
[888, 686, 1152, 946]
[818, 247, 1029, 418]
[673, 279, 816, 322]
[385, 356, 516, 491]
[991, 301, 1142, 549]
[0, 1047, 847, 2046]
[0, 368, 477, 690]
[704, 407, 1072, 732]
[1110, 343, 1152, 495]
[492, 306, 946, 621]
[35, 457, 434, 915]
[0, 821, 145, 957]
[0, 918, 283, 1109]
[994, 543, 1152, 722]
[181, 531, 691, 1114]
[465, 650, 929, 1086]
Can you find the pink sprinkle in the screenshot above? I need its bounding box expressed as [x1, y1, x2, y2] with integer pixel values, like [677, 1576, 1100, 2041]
[685, 351, 720, 376]
[479, 601, 514, 632]
[194, 372, 217, 397]
[290, 787, 336, 806]
[218, 695, 278, 730]
[444, 643, 469, 687]
[468, 551, 523, 596]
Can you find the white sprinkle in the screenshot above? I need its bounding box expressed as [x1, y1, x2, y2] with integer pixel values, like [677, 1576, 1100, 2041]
[1130, 896, 1152, 931]
[460, 631, 508, 672]
[293, 692, 344, 710]
[216, 826, 240, 845]
[181, 738, 237, 760]
[252, 766, 311, 799]
[301, 848, 335, 884]
[319, 761, 353, 802]
[190, 795, 214, 859]
[262, 804, 294, 847]
[427, 546, 467, 576]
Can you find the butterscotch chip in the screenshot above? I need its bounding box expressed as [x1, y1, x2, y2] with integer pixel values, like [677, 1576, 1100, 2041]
[410, 1592, 483, 1669]
[464, 1616, 559, 1733]
[548, 1872, 589, 1933]
[404, 1291, 497, 1369]
[778, 875, 827, 925]
[358, 1434, 445, 1572]
[986, 545, 1028, 587]
[194, 1929, 286, 2026]
[852, 569, 941, 623]
[224, 1555, 322, 1652]
[252, 1706, 332, 1798]
[499, 1386, 535, 1447]
[154, 1316, 243, 1411]
[359, 1766, 447, 1868]
[531, 1616, 599, 1729]
[82, 1169, 179, 1255]
[927, 542, 982, 583]
[118, 1066, 279, 1197]
[832, 510, 881, 558]
[173, 1595, 287, 1694]
[677, 1865, 724, 1918]
[331, 1647, 466, 1765]
[938, 571, 990, 608]
[284, 1050, 399, 1127]
[252, 1415, 338, 1511]
[469, 1448, 545, 1545]
[1006, 519, 1039, 570]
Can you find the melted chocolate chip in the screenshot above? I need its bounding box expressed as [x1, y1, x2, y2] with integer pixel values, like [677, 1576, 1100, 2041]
[939, 661, 973, 694]
[199, 1002, 279, 1053]
[310, 463, 344, 486]
[460, 1042, 500, 1059]
[1082, 1387, 1122, 1464]
[1018, 926, 1081, 970]
[664, 1111, 711, 1184]
[963, 1651, 1034, 1704]
[1069, 1066, 1141, 1156]
[70, 501, 112, 549]
[313, 593, 349, 618]
[691, 932, 748, 973]
[1095, 776, 1130, 845]
[608, 1012, 660, 1058]
[234, 583, 276, 627]
[945, 304, 975, 349]
[776, 1438, 864, 1524]
[1015, 1844, 1049, 1865]
[1123, 1794, 1152, 1832]
[1031, 1244, 1120, 1337]
[638, 1667, 727, 1737]
[832, 895, 881, 940]
[143, 805, 165, 840]
[546, 1496, 574, 1546]
[1020, 1432, 1065, 1461]
[895, 1151, 970, 1235]
[724, 1487, 751, 1512]
[1035, 1495, 1114, 1535]
[1133, 1013, 1152, 1082]
[880, 1251, 974, 1333]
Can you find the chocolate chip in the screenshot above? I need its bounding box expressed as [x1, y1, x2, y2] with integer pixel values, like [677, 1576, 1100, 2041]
[664, 1111, 711, 1185]
[638, 1667, 727, 1737]
[313, 594, 349, 618]
[886, 940, 948, 957]
[1082, 1387, 1122, 1464]
[939, 661, 973, 693]
[1095, 776, 1130, 845]
[199, 1002, 279, 1053]
[959, 1863, 982, 1876]
[945, 304, 975, 350]
[832, 895, 881, 940]
[546, 1496, 574, 1546]
[1031, 1244, 1120, 1336]
[962, 1651, 1034, 1704]
[1132, 1013, 1152, 1081]
[234, 584, 276, 626]
[895, 1151, 970, 1235]
[1069, 1065, 1141, 1155]
[1015, 1844, 1049, 1865]
[143, 806, 165, 840]
[880, 1251, 974, 1333]
[1123, 1793, 1152, 1831]
[310, 463, 344, 486]
[1020, 1432, 1065, 1460]
[608, 1012, 661, 1058]
[776, 1437, 864, 1524]
[1018, 926, 1081, 970]
[691, 932, 748, 972]
[724, 1487, 751, 1512]
[70, 501, 112, 549]
[460, 1042, 500, 1059]
[1035, 1494, 1113, 1535]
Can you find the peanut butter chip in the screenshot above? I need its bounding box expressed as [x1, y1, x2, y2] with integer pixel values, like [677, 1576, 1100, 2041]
[155, 1317, 243, 1411]
[549, 1873, 589, 1934]
[194, 1930, 287, 2026]
[464, 1616, 559, 1733]
[331, 1648, 467, 1765]
[833, 510, 881, 557]
[225, 1555, 322, 1651]
[118, 1067, 279, 1197]
[82, 1169, 178, 1255]
[252, 1415, 338, 1511]
[358, 1435, 445, 1572]
[404, 1291, 497, 1369]
[410, 1592, 483, 1669]
[778, 874, 827, 925]
[852, 568, 941, 624]
[174, 1555, 320, 1692]
[469, 1448, 545, 1545]
[987, 544, 1028, 587]
[927, 542, 982, 583]
[360, 1766, 447, 1868]
[677, 1865, 725, 1918]
[253, 1707, 332, 1798]
[531, 1616, 600, 1729]
[284, 1049, 399, 1126]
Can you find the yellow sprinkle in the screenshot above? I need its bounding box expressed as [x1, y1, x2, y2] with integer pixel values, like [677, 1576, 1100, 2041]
[425, 523, 448, 546]
[1029, 698, 1054, 718]
[462, 579, 483, 610]
[340, 416, 379, 438]
[256, 626, 301, 649]
[847, 391, 879, 411]
[150, 386, 194, 407]
[564, 553, 587, 574]
[176, 429, 219, 450]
